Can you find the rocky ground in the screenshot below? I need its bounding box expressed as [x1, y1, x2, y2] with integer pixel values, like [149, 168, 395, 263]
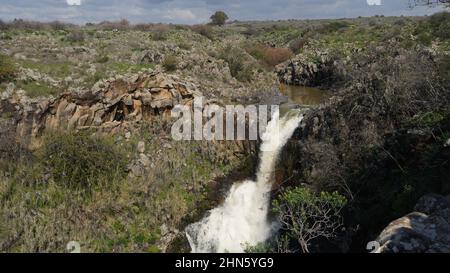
[0, 13, 449, 252]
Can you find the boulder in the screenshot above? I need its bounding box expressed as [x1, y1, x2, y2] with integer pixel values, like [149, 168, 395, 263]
[373, 194, 450, 253]
[141, 50, 164, 64]
[276, 50, 335, 87]
[137, 141, 146, 154]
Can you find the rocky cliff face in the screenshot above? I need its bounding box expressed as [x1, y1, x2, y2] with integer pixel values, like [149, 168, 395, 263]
[276, 50, 338, 88]
[374, 194, 450, 253]
[0, 72, 201, 149]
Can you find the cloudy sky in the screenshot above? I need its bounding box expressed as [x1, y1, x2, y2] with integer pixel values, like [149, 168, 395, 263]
[0, 0, 446, 24]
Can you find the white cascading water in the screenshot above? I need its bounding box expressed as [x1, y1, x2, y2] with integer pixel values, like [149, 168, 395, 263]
[186, 110, 303, 253]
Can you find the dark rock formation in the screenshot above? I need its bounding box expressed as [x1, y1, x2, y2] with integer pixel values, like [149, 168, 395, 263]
[276, 50, 338, 87]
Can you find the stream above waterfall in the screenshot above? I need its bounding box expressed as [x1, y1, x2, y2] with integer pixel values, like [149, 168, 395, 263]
[278, 84, 331, 116]
[280, 84, 331, 105]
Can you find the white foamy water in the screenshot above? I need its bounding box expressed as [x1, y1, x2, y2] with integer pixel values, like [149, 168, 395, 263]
[186, 111, 303, 253]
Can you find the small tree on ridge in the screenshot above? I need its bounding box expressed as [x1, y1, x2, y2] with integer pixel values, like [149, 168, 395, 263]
[210, 11, 229, 26]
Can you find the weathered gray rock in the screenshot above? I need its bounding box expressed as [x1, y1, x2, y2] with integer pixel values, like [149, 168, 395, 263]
[137, 141, 146, 154]
[374, 194, 450, 253]
[140, 50, 165, 64]
[276, 50, 335, 87]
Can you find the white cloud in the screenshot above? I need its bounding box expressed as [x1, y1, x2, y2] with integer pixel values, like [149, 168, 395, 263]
[163, 8, 196, 21]
[366, 0, 382, 6]
[66, 0, 82, 6]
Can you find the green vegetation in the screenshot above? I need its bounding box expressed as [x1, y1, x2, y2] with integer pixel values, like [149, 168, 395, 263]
[0, 117, 248, 252]
[428, 11, 450, 39]
[96, 55, 110, 64]
[17, 81, 59, 98]
[0, 54, 17, 83]
[109, 62, 155, 74]
[151, 25, 170, 41]
[317, 21, 351, 34]
[0, 12, 449, 253]
[178, 42, 192, 51]
[18, 59, 74, 79]
[65, 29, 85, 43]
[162, 55, 178, 71]
[39, 131, 127, 190]
[210, 11, 229, 26]
[218, 45, 254, 82]
[190, 24, 214, 40]
[273, 188, 347, 253]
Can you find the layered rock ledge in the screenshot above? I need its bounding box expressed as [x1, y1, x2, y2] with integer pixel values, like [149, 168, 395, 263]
[0, 72, 201, 149]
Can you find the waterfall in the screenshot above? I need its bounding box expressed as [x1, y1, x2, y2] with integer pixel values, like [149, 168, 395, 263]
[185, 110, 303, 253]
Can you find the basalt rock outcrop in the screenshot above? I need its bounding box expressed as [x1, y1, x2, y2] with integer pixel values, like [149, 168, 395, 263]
[0, 72, 201, 149]
[276, 50, 338, 87]
[373, 194, 450, 253]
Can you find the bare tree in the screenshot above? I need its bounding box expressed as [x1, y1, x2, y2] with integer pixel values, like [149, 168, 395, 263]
[273, 187, 347, 253]
[409, 0, 450, 7]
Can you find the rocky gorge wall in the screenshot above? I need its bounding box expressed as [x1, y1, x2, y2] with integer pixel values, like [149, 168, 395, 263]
[0, 72, 201, 150]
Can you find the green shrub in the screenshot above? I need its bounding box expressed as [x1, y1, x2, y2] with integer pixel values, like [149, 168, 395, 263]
[317, 21, 350, 34]
[178, 42, 192, 51]
[17, 81, 59, 98]
[241, 25, 259, 37]
[66, 29, 85, 43]
[218, 45, 254, 82]
[96, 55, 110, 64]
[289, 37, 308, 53]
[273, 187, 347, 253]
[414, 11, 450, 42]
[428, 11, 450, 28]
[191, 24, 214, 40]
[0, 54, 17, 83]
[162, 55, 178, 71]
[244, 242, 275, 253]
[0, 19, 8, 30]
[39, 131, 127, 190]
[437, 54, 450, 81]
[49, 21, 68, 31]
[434, 22, 450, 39]
[0, 33, 13, 40]
[151, 25, 170, 41]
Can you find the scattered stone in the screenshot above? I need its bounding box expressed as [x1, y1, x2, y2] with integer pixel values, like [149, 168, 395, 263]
[137, 141, 146, 154]
[445, 139, 450, 148]
[160, 224, 169, 236]
[139, 154, 151, 167]
[163, 143, 173, 149]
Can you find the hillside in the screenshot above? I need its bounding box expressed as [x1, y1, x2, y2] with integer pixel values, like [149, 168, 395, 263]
[0, 13, 449, 253]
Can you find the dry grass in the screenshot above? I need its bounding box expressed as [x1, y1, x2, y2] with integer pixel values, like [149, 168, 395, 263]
[246, 44, 293, 67]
